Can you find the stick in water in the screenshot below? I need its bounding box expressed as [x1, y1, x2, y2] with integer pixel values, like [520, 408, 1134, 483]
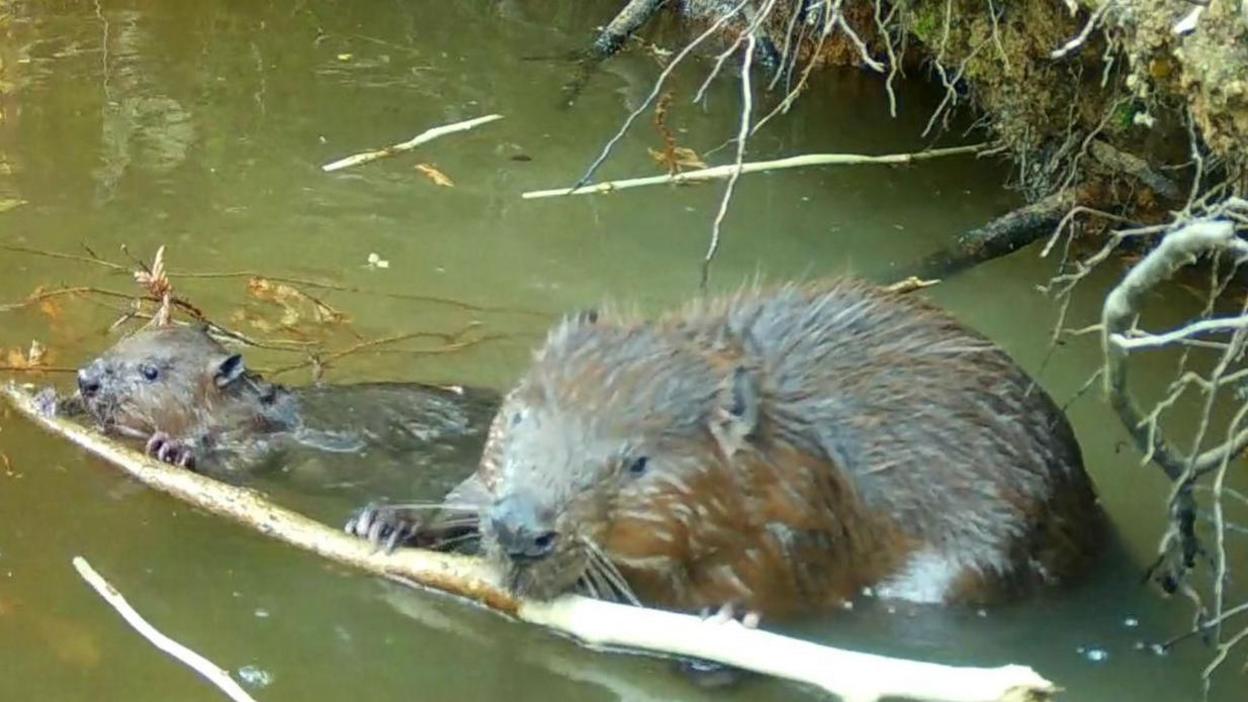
[7, 384, 1054, 702]
[321, 114, 504, 172]
[521, 143, 990, 199]
[72, 556, 259, 702]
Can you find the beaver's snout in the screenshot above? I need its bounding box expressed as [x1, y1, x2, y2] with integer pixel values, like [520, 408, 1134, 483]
[77, 360, 105, 398]
[489, 492, 558, 562]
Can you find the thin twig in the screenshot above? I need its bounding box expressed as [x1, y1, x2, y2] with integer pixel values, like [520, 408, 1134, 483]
[571, 0, 753, 189]
[701, 33, 757, 292]
[72, 556, 259, 702]
[524, 143, 990, 199]
[321, 114, 503, 172]
[0, 244, 129, 272]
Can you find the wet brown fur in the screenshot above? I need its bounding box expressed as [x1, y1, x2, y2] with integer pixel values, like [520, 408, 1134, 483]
[398, 279, 1102, 618]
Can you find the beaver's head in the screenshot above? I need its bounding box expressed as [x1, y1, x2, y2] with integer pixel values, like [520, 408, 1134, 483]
[75, 325, 250, 439]
[482, 314, 762, 603]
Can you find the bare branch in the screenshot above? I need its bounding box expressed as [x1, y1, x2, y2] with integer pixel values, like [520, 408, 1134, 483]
[701, 32, 757, 291]
[73, 557, 259, 702]
[571, 0, 753, 189]
[321, 114, 503, 172]
[1050, 2, 1110, 59]
[1101, 218, 1248, 480]
[523, 143, 990, 199]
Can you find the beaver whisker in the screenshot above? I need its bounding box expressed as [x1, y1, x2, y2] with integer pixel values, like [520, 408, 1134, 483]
[587, 564, 626, 605]
[583, 538, 641, 606]
[579, 571, 603, 600]
[377, 501, 472, 512]
[429, 531, 481, 551]
[430, 515, 480, 531]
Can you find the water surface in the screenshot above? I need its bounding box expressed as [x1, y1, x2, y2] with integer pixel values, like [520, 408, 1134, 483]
[1, 2, 1244, 701]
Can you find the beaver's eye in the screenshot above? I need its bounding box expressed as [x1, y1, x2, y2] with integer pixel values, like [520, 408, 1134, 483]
[628, 456, 649, 477]
[140, 364, 159, 381]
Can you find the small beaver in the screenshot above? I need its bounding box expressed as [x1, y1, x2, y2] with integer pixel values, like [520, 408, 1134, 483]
[74, 325, 499, 489]
[349, 279, 1101, 618]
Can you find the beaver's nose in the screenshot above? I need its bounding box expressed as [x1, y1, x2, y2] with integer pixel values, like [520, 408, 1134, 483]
[489, 494, 558, 561]
[77, 362, 103, 397]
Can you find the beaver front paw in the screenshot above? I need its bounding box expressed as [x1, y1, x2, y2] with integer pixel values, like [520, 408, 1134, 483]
[145, 432, 196, 469]
[344, 504, 421, 553]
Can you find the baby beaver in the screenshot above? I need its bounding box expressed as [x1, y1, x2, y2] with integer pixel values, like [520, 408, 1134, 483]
[74, 324, 499, 487]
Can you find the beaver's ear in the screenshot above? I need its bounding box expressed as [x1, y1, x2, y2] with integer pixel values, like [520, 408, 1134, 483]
[213, 354, 246, 388]
[710, 365, 760, 457]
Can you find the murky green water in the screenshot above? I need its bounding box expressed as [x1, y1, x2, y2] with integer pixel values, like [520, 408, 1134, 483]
[1, 2, 1244, 700]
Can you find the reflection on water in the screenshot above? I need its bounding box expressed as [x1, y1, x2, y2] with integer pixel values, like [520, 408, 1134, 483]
[0, 1, 1243, 701]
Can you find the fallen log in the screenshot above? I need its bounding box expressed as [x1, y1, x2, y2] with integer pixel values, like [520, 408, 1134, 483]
[3, 382, 1057, 702]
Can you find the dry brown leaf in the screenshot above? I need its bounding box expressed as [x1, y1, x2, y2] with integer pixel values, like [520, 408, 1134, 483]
[26, 340, 46, 366]
[648, 146, 707, 175]
[247, 277, 345, 327]
[38, 297, 64, 320]
[415, 163, 455, 187]
[134, 245, 171, 299]
[4, 340, 48, 369]
[134, 246, 173, 325]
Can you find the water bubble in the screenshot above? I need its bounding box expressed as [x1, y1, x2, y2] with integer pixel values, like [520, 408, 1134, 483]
[1076, 646, 1109, 663]
[237, 665, 273, 689]
[253, 608, 270, 619]
[1123, 617, 1139, 628]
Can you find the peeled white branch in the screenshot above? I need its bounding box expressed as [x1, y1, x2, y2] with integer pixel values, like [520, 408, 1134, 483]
[1101, 219, 1248, 479]
[321, 114, 503, 173]
[73, 556, 259, 702]
[1113, 316, 1248, 351]
[521, 143, 990, 200]
[4, 383, 1055, 702]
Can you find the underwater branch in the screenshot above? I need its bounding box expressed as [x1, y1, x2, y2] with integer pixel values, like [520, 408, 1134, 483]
[4, 382, 1056, 702]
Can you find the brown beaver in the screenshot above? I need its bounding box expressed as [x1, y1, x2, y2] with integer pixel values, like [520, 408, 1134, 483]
[73, 324, 499, 494]
[348, 279, 1102, 618]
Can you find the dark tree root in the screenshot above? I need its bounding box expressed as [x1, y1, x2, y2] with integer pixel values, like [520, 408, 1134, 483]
[593, 0, 667, 59]
[892, 188, 1083, 281]
[557, 0, 668, 110]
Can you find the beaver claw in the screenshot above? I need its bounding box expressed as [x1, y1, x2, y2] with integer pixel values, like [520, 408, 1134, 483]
[145, 432, 196, 469]
[674, 604, 761, 688]
[344, 504, 419, 553]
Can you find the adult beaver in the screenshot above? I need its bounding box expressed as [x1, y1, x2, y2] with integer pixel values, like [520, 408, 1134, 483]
[349, 279, 1101, 618]
[73, 324, 499, 491]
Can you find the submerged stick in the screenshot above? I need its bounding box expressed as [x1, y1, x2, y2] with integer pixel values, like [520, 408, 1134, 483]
[321, 114, 503, 173]
[4, 383, 1056, 702]
[896, 189, 1080, 281]
[522, 143, 989, 199]
[72, 556, 259, 702]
